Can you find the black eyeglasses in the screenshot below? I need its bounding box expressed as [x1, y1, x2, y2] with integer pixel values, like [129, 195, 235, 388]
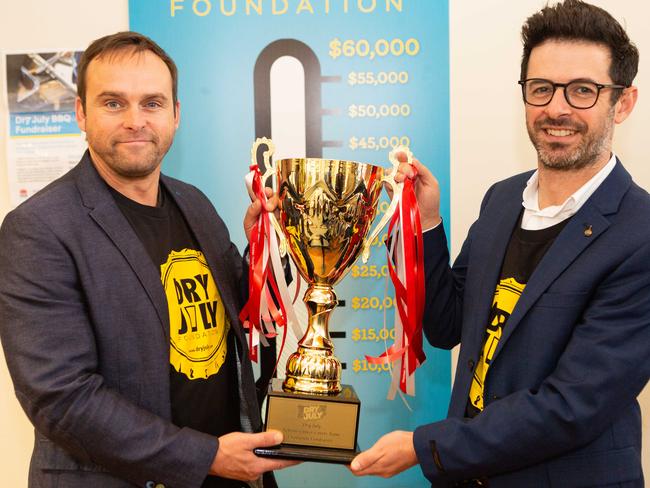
[518, 78, 627, 109]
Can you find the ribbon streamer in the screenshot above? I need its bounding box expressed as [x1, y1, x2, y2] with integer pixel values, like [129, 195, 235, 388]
[239, 166, 302, 369]
[366, 176, 426, 397]
[239, 164, 283, 362]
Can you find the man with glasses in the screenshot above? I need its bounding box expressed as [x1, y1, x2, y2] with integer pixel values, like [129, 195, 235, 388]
[350, 1, 649, 486]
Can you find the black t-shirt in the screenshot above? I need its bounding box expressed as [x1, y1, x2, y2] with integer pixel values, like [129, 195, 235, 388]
[467, 212, 570, 418]
[112, 185, 245, 488]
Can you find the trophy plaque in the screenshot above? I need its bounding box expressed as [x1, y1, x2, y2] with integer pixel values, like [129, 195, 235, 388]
[250, 138, 405, 463]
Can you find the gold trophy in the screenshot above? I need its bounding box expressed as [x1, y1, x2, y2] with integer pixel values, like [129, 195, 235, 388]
[251, 138, 405, 463]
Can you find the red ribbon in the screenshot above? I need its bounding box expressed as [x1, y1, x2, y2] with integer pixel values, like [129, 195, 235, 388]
[239, 165, 288, 365]
[366, 177, 426, 394]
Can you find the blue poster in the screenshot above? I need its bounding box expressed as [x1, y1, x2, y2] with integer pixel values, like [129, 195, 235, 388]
[130, 1, 450, 486]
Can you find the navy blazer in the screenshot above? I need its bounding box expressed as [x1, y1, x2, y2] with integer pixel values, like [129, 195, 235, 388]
[0, 153, 266, 487]
[413, 161, 650, 487]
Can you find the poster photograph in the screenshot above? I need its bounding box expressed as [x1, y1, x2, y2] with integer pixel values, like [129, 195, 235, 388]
[4, 50, 86, 206]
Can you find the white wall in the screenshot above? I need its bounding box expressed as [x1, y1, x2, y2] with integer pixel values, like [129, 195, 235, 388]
[0, 0, 647, 484]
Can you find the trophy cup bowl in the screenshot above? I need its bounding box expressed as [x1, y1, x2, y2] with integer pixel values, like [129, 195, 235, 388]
[279, 157, 384, 395]
[252, 138, 406, 463]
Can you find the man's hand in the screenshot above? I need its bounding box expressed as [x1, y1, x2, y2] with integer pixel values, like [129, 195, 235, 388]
[243, 187, 279, 242]
[392, 152, 442, 230]
[210, 430, 299, 481]
[349, 430, 418, 478]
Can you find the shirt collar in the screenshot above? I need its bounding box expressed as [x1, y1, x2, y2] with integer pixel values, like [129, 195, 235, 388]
[522, 153, 617, 219]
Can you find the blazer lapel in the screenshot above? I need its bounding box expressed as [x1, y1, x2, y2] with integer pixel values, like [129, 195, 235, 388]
[74, 153, 171, 340]
[465, 183, 524, 355]
[491, 161, 632, 363]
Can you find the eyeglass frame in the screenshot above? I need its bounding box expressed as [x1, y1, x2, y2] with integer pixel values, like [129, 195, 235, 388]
[518, 78, 628, 109]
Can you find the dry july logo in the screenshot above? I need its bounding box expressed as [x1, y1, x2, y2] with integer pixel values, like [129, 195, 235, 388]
[173, 273, 219, 334]
[298, 405, 327, 421]
[161, 249, 230, 380]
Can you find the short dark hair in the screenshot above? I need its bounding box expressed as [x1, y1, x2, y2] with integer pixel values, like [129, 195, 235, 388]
[520, 0, 638, 100]
[77, 31, 178, 110]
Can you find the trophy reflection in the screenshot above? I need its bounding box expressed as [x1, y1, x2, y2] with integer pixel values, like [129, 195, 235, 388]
[252, 138, 403, 463]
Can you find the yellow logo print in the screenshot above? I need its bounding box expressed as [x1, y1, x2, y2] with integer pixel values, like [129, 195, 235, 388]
[469, 277, 525, 410]
[161, 249, 230, 380]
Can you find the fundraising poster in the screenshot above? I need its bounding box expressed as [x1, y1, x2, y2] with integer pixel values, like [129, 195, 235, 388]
[4, 51, 86, 207]
[130, 2, 451, 486]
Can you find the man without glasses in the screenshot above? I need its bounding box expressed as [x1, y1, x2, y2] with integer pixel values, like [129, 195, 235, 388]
[0, 32, 295, 488]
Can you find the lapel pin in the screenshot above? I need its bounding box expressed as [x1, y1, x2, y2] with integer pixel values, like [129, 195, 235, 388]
[584, 225, 593, 237]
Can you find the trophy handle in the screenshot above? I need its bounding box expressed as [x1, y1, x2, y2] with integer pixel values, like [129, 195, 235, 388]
[360, 146, 412, 263]
[251, 137, 288, 257]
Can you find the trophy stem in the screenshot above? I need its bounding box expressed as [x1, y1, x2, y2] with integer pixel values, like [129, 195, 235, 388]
[283, 284, 342, 395]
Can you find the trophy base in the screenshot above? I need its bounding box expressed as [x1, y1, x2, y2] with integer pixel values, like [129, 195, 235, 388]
[254, 443, 359, 464]
[255, 378, 360, 464]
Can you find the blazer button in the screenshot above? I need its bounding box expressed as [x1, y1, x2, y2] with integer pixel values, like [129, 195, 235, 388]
[468, 359, 475, 371]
